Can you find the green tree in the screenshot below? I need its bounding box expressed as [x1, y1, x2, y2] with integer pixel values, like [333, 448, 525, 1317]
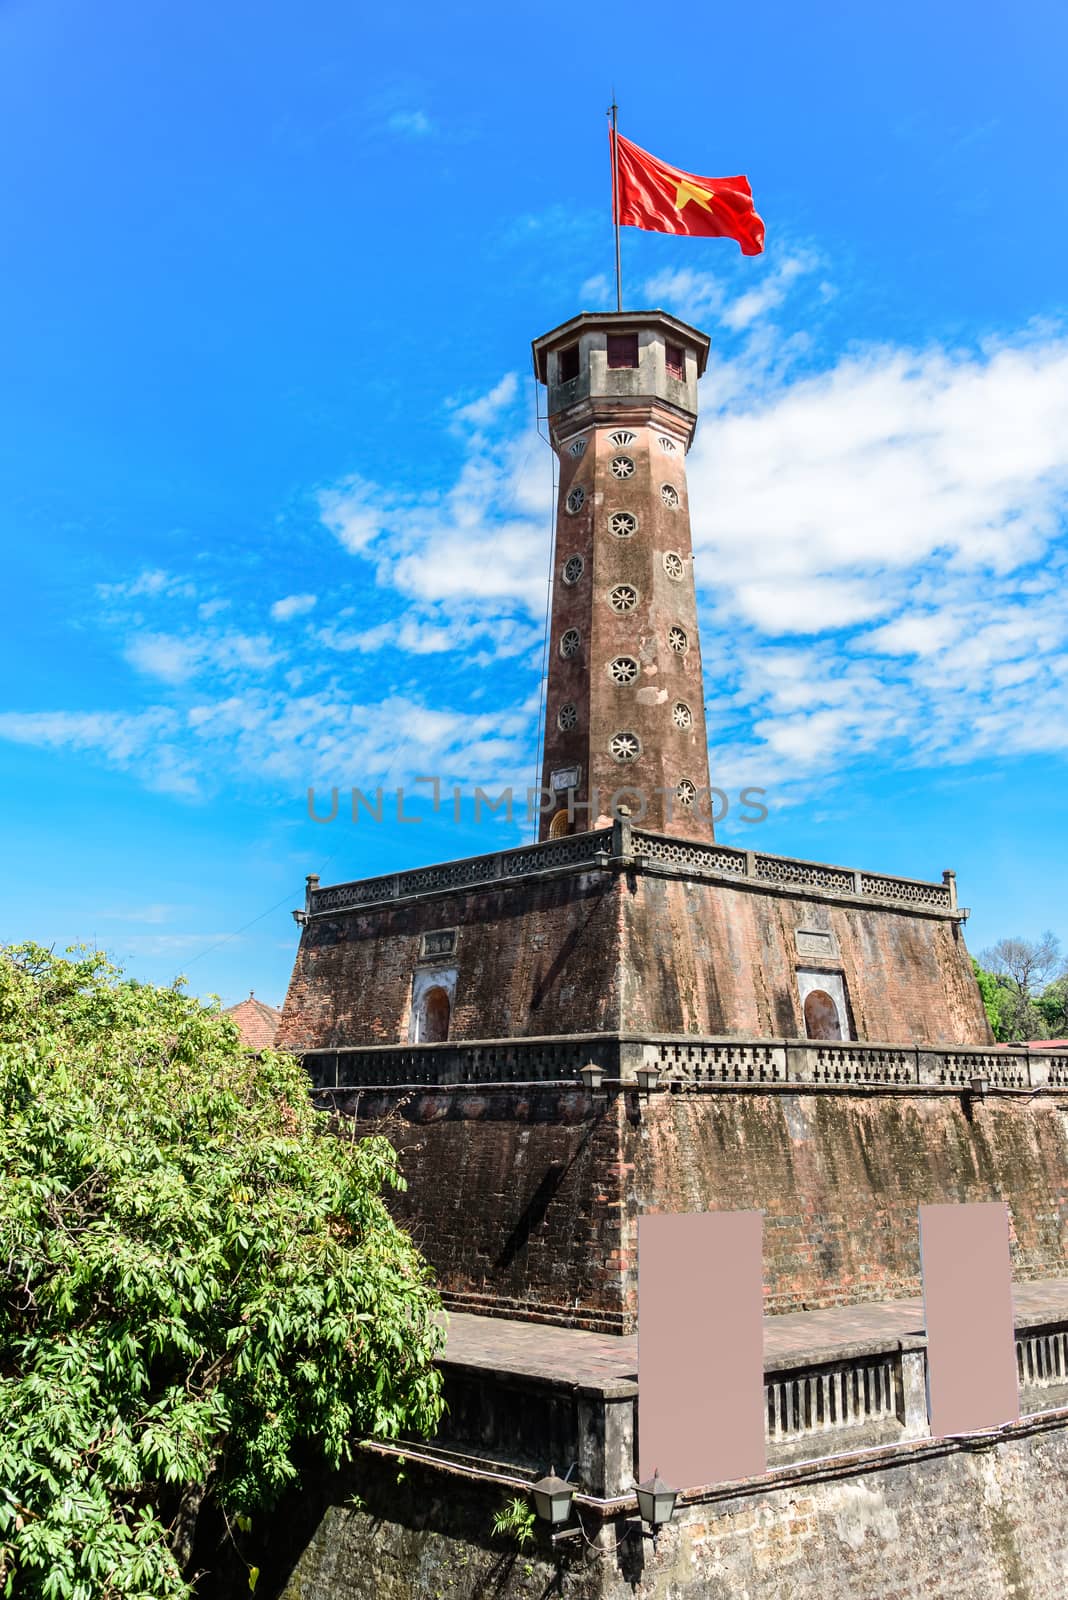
[978, 933, 1064, 1041]
[972, 957, 1005, 1038]
[0, 943, 445, 1598]
[1036, 976, 1068, 1037]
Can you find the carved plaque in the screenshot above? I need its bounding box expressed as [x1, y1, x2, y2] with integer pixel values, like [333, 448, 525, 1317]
[795, 929, 837, 958]
[551, 765, 581, 792]
[420, 929, 457, 960]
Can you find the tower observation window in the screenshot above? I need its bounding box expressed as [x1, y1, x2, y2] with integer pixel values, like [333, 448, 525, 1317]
[558, 344, 580, 383]
[665, 342, 685, 380]
[607, 333, 639, 369]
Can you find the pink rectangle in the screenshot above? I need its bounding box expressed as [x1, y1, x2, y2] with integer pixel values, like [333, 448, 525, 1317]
[919, 1202, 1018, 1436]
[638, 1210, 765, 1488]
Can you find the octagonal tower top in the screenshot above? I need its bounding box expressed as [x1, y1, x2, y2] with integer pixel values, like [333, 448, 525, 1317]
[532, 309, 711, 450]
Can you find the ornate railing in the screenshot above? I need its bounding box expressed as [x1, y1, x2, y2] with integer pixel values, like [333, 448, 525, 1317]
[301, 1032, 1068, 1092]
[766, 1356, 900, 1444]
[303, 822, 959, 918]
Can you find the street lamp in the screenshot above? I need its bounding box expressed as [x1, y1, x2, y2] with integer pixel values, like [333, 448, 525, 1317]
[531, 1467, 575, 1528]
[635, 1063, 662, 1094]
[635, 1468, 678, 1531]
[579, 1062, 605, 1093]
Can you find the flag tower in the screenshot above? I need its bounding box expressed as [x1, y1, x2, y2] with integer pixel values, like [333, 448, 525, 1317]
[532, 309, 715, 843]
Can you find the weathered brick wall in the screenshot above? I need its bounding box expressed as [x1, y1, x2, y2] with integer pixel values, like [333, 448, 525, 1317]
[621, 875, 991, 1044]
[342, 1087, 1068, 1329]
[257, 1422, 1068, 1600]
[278, 871, 622, 1050]
[347, 1087, 631, 1330]
[629, 1093, 1068, 1317]
[279, 866, 990, 1052]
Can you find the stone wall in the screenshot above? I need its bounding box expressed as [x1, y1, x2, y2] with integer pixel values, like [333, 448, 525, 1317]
[621, 874, 989, 1044]
[278, 844, 991, 1053]
[343, 1087, 1068, 1329]
[279, 870, 622, 1051]
[253, 1419, 1068, 1599]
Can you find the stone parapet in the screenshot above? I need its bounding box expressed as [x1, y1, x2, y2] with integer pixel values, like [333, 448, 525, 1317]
[418, 1295, 1068, 1495]
[302, 821, 961, 922]
[301, 1031, 1068, 1092]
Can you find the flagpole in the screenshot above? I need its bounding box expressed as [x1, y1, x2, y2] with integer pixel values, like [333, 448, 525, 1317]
[610, 99, 622, 311]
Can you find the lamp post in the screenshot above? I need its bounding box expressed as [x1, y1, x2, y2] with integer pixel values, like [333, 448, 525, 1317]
[579, 1061, 605, 1094]
[531, 1467, 575, 1529]
[635, 1063, 662, 1095]
[635, 1468, 678, 1532]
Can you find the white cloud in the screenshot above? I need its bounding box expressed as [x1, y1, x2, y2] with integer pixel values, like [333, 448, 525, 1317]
[97, 570, 196, 602]
[386, 109, 434, 137]
[318, 409, 553, 616]
[100, 904, 181, 924]
[451, 372, 519, 429]
[270, 593, 318, 622]
[646, 250, 819, 331]
[125, 631, 281, 684]
[578, 273, 613, 307]
[318, 474, 391, 554]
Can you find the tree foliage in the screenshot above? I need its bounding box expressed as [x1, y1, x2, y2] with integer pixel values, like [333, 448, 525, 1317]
[974, 932, 1067, 1042]
[0, 944, 445, 1598]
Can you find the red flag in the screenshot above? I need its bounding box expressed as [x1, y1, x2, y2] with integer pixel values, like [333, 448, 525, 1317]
[611, 130, 765, 257]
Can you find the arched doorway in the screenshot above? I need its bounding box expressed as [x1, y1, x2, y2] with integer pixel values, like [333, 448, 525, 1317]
[804, 989, 842, 1040]
[548, 809, 570, 839]
[421, 985, 451, 1043]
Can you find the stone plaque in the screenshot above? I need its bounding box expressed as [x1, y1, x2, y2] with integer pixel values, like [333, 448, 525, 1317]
[420, 929, 457, 960]
[551, 765, 581, 793]
[796, 929, 837, 958]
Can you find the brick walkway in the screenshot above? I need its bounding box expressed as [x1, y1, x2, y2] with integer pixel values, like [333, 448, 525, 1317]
[440, 1279, 1068, 1392]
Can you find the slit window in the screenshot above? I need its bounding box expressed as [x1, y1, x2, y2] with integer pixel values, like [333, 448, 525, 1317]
[558, 344, 580, 383]
[607, 332, 639, 369]
[665, 342, 685, 380]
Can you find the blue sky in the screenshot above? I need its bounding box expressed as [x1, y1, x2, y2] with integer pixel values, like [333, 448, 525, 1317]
[2, 0, 1066, 1008]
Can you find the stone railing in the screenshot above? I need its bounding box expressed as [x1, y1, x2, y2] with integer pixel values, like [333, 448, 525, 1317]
[1018, 1327, 1068, 1401]
[302, 821, 959, 919]
[423, 1315, 1068, 1496]
[764, 1347, 922, 1466]
[762, 1319, 1068, 1469]
[301, 1032, 1068, 1092]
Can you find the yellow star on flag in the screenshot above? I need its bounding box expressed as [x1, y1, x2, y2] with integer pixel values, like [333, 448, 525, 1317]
[674, 177, 716, 214]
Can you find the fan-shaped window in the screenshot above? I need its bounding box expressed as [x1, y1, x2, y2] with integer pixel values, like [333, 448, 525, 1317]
[420, 986, 451, 1044]
[548, 809, 570, 839]
[607, 429, 637, 447]
[804, 990, 842, 1041]
[567, 435, 587, 458]
[610, 731, 641, 763]
[658, 435, 678, 454]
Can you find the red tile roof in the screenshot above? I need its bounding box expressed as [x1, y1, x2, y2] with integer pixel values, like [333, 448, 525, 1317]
[225, 992, 282, 1052]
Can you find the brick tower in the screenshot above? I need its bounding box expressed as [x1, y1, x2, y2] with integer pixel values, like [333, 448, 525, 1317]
[532, 310, 714, 843]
